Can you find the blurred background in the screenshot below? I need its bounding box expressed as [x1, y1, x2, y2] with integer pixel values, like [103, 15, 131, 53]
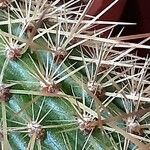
[86, 0, 150, 56]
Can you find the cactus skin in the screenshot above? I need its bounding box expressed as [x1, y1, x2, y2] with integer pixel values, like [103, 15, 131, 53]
[0, 1, 150, 150]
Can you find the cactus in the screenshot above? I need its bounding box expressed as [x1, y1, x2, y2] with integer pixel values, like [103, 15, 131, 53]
[0, 0, 150, 150]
